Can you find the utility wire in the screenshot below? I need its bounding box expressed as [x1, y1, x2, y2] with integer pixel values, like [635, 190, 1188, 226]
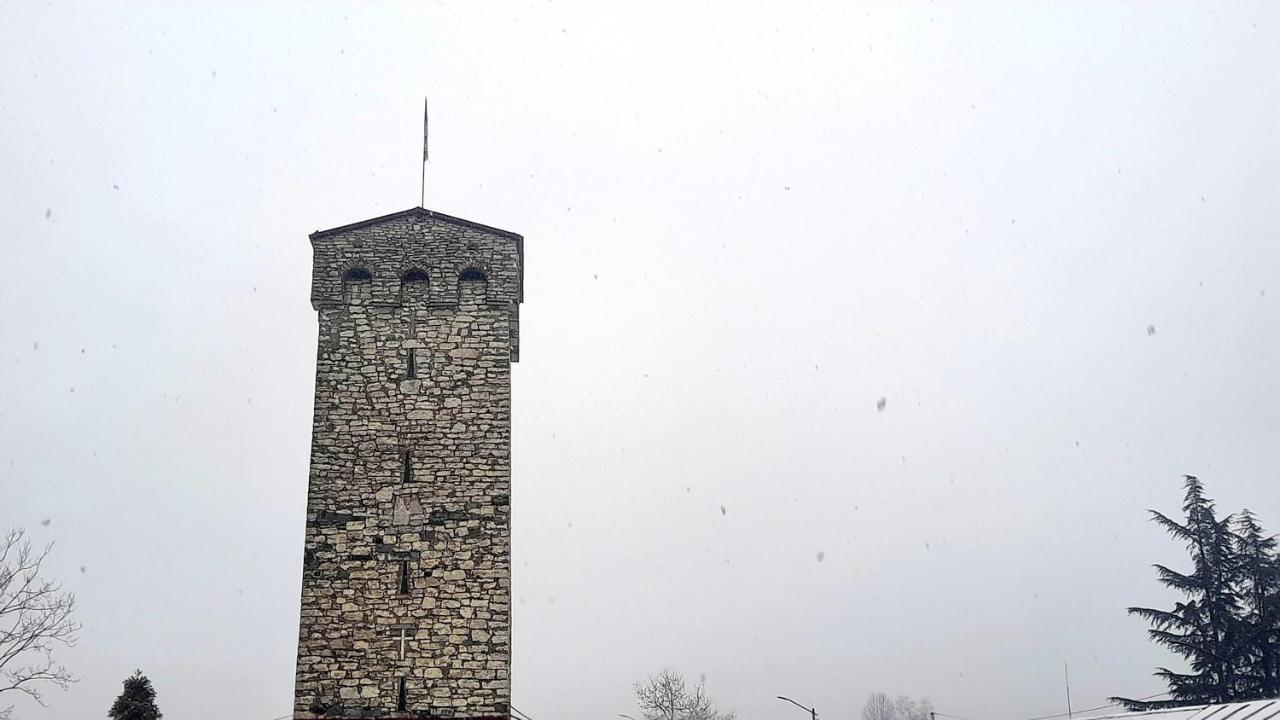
[1026, 701, 1122, 720]
[936, 691, 1172, 720]
[1023, 691, 1172, 720]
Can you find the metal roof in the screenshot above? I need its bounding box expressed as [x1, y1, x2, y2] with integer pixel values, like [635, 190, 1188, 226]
[1080, 700, 1280, 720]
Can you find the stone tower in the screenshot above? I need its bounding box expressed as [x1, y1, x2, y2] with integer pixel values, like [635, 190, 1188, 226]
[293, 207, 523, 719]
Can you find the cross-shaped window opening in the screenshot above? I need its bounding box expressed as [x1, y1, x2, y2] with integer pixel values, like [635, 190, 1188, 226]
[394, 627, 414, 661]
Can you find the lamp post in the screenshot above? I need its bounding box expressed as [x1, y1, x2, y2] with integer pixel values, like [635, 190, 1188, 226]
[619, 714, 640, 720]
[777, 695, 817, 720]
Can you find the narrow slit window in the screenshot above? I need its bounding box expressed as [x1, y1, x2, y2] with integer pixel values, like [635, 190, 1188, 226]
[402, 451, 413, 483]
[398, 560, 410, 595]
[406, 350, 417, 379]
[396, 677, 407, 712]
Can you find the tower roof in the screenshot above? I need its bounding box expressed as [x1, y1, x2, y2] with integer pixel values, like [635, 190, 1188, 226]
[310, 206, 523, 243]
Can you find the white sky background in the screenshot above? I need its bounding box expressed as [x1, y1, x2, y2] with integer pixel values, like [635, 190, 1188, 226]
[2, 2, 1279, 719]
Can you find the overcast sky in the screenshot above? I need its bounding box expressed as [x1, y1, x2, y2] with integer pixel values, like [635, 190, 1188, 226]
[3, 2, 1279, 720]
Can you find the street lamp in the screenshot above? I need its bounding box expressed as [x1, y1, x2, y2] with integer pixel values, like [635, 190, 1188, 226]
[777, 695, 817, 720]
[619, 714, 640, 720]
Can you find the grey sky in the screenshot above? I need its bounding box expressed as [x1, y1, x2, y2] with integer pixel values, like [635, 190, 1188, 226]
[2, 2, 1279, 719]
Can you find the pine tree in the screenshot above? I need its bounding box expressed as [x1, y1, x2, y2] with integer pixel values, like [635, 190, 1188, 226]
[1111, 476, 1245, 710]
[108, 670, 162, 720]
[1233, 510, 1280, 699]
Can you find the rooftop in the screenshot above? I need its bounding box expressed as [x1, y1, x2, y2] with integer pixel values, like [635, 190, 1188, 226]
[1080, 700, 1280, 720]
[310, 206, 523, 241]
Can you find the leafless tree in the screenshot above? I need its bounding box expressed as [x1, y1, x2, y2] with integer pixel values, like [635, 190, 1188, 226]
[634, 668, 735, 720]
[0, 529, 80, 719]
[861, 692, 897, 720]
[861, 692, 934, 720]
[894, 695, 934, 720]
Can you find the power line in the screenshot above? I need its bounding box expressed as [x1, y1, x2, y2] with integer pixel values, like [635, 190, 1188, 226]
[1023, 691, 1172, 720]
[935, 692, 1171, 720]
[1026, 701, 1120, 720]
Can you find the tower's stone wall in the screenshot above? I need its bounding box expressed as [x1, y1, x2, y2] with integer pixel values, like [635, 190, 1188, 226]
[294, 209, 522, 719]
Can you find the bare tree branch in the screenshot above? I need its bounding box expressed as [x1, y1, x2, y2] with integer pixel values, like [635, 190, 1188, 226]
[0, 529, 79, 719]
[861, 692, 934, 720]
[634, 669, 734, 720]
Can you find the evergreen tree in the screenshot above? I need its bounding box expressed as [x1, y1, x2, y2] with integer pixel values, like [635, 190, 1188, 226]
[1233, 510, 1280, 699]
[1112, 476, 1245, 710]
[108, 670, 161, 720]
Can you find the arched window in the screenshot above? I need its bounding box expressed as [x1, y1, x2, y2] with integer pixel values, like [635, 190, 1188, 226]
[457, 268, 488, 303]
[400, 269, 429, 305]
[402, 269, 429, 285]
[342, 267, 373, 304]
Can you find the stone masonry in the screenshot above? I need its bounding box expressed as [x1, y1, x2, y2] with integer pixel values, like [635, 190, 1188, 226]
[293, 208, 523, 719]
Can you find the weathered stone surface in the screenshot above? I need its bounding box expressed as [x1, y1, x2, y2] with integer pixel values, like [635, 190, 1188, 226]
[293, 208, 521, 719]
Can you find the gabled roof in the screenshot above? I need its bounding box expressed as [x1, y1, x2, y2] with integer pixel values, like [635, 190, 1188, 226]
[1080, 699, 1280, 720]
[309, 207, 523, 242]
